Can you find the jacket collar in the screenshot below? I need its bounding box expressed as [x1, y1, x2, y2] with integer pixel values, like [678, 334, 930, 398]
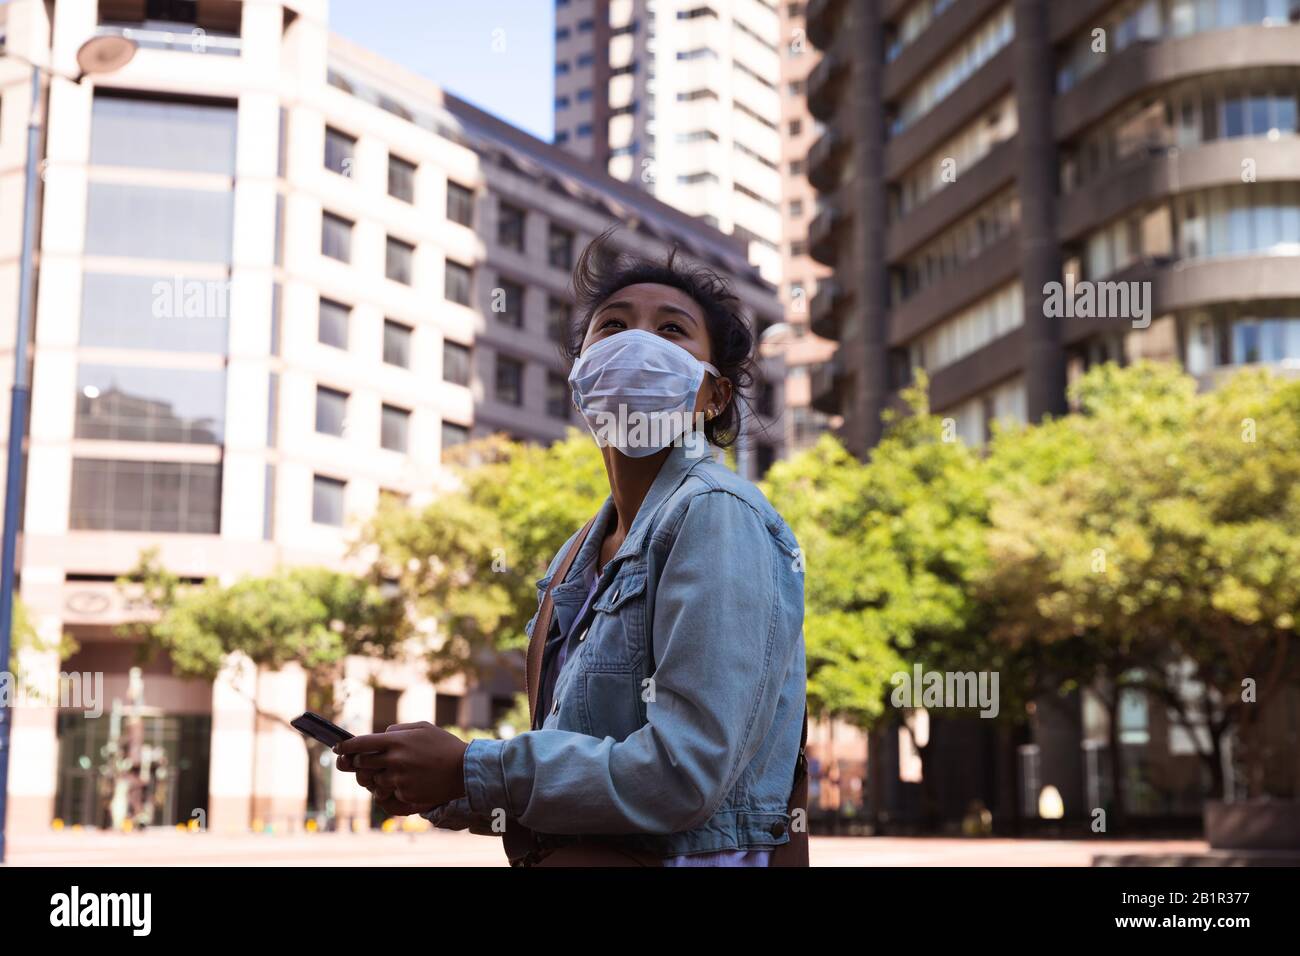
[551, 440, 712, 597]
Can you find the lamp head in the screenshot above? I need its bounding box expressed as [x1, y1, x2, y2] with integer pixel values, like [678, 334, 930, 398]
[74, 35, 138, 81]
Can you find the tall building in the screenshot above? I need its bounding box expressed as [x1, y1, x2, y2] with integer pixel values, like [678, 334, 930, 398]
[554, 0, 787, 283]
[808, 0, 1300, 458]
[805, 0, 1300, 825]
[0, 0, 781, 833]
[766, 0, 836, 458]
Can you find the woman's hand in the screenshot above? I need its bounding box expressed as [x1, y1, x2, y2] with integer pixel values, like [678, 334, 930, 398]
[334, 721, 469, 812]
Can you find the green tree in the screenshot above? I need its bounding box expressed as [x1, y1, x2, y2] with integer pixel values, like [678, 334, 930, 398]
[118, 550, 411, 813]
[984, 362, 1300, 810]
[763, 380, 1024, 825]
[362, 431, 606, 686]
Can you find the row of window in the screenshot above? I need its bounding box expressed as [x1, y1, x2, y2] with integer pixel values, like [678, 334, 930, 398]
[1184, 301, 1300, 373]
[906, 281, 1025, 375]
[1062, 68, 1300, 191]
[323, 125, 418, 202]
[886, 0, 959, 63]
[1058, 0, 1300, 93]
[321, 209, 478, 302]
[70, 453, 512, 533]
[494, 203, 576, 268]
[1081, 183, 1300, 279]
[890, 93, 1018, 222]
[892, 188, 1021, 304]
[891, 5, 1014, 136]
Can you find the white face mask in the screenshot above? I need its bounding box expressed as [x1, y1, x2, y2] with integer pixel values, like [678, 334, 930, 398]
[569, 329, 721, 458]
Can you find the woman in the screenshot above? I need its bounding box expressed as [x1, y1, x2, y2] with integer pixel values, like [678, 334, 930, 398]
[336, 236, 807, 866]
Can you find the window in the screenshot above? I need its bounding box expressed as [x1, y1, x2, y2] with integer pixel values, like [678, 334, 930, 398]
[70, 458, 222, 533]
[90, 92, 237, 175]
[446, 180, 474, 226]
[85, 183, 233, 263]
[443, 339, 472, 386]
[547, 297, 572, 343]
[76, 364, 225, 444]
[80, 273, 227, 352]
[315, 385, 348, 437]
[445, 259, 473, 306]
[386, 236, 415, 284]
[548, 224, 575, 269]
[318, 298, 349, 349]
[324, 125, 355, 176]
[381, 404, 410, 453]
[498, 202, 526, 251]
[546, 370, 571, 419]
[493, 278, 525, 327]
[383, 319, 412, 368]
[388, 153, 416, 203]
[322, 212, 353, 262]
[495, 354, 524, 405]
[312, 474, 346, 526]
[441, 421, 470, 461]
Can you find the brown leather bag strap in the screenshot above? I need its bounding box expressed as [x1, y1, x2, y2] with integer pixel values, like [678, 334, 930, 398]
[524, 514, 599, 730]
[770, 705, 810, 867]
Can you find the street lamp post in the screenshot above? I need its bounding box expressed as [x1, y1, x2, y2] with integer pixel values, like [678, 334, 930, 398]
[0, 34, 136, 864]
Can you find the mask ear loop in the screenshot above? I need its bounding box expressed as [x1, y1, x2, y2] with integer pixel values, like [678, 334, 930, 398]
[700, 362, 723, 422]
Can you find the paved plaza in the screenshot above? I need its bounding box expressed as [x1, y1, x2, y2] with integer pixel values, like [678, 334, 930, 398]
[4, 830, 1210, 867]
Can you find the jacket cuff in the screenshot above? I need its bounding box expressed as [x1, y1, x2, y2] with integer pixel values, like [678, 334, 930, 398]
[462, 737, 510, 818]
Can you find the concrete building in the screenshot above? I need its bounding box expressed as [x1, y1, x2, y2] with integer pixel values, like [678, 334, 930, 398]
[0, 0, 781, 834]
[765, 0, 836, 459]
[805, 0, 1300, 827]
[554, 0, 787, 284]
[807, 0, 1300, 456]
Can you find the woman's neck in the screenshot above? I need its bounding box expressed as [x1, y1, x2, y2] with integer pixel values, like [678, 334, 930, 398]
[602, 445, 672, 539]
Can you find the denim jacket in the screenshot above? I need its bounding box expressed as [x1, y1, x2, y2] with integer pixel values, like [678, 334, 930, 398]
[424, 439, 807, 858]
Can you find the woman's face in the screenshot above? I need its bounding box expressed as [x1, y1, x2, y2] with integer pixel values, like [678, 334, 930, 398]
[580, 282, 732, 419]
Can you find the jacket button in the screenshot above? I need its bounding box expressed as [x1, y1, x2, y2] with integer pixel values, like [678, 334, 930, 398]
[578, 627, 588, 642]
[769, 821, 786, 838]
[551, 699, 559, 715]
[611, 588, 620, 603]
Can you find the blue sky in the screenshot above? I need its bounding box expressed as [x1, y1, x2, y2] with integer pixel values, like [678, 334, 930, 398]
[328, 0, 556, 141]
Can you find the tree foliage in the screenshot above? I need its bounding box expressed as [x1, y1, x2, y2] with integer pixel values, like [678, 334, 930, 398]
[361, 431, 607, 681]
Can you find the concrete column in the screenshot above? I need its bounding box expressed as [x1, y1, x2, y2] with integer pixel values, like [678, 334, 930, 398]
[7, 643, 61, 831]
[250, 662, 308, 832]
[1014, 0, 1068, 422]
[208, 653, 257, 833]
[330, 660, 374, 831]
[847, 0, 890, 456]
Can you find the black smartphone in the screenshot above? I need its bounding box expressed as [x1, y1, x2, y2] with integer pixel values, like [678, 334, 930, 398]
[291, 711, 353, 748]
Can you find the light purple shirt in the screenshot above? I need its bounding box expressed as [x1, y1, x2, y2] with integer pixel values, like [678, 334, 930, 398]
[544, 559, 771, 867]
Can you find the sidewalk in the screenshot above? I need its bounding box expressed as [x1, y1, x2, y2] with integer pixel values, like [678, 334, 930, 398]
[4, 830, 1210, 867]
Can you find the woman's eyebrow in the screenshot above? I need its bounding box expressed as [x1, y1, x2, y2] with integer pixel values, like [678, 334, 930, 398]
[657, 304, 699, 326]
[594, 299, 632, 316]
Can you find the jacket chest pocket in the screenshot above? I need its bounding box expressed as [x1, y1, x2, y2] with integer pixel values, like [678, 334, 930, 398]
[581, 566, 648, 669]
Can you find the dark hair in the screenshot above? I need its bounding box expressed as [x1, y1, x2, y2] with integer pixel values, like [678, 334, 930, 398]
[561, 229, 757, 448]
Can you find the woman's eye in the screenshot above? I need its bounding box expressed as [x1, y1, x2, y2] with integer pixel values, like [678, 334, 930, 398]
[597, 318, 625, 331]
[659, 322, 686, 335]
